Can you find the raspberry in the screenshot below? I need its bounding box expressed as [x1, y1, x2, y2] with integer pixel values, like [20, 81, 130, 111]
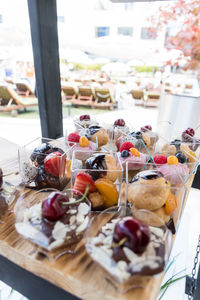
[153, 154, 167, 165]
[120, 142, 134, 153]
[67, 133, 80, 146]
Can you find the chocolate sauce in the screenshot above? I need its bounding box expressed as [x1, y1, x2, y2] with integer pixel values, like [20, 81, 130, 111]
[85, 153, 107, 180]
[130, 170, 163, 183]
[88, 125, 101, 136]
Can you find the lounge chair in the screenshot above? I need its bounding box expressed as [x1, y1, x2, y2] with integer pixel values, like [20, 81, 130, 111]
[0, 85, 38, 116]
[93, 88, 115, 110]
[15, 82, 34, 96]
[144, 92, 160, 107]
[72, 86, 94, 107]
[131, 89, 144, 106]
[62, 86, 77, 103]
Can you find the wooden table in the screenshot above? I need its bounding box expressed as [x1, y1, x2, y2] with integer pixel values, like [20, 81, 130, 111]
[0, 139, 195, 300]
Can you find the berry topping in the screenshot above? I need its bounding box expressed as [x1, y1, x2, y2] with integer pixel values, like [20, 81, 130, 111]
[95, 178, 118, 207]
[73, 172, 96, 194]
[167, 156, 178, 165]
[120, 142, 134, 153]
[113, 217, 150, 254]
[141, 125, 152, 132]
[121, 150, 130, 158]
[130, 131, 143, 139]
[130, 148, 140, 157]
[42, 192, 69, 221]
[44, 152, 66, 177]
[114, 119, 125, 127]
[165, 193, 177, 215]
[80, 114, 90, 121]
[182, 128, 195, 142]
[170, 139, 181, 150]
[79, 136, 89, 147]
[175, 152, 186, 164]
[0, 168, 2, 188]
[67, 133, 80, 146]
[153, 154, 167, 165]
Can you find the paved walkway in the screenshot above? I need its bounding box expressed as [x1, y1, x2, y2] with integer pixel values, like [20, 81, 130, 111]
[0, 105, 158, 146]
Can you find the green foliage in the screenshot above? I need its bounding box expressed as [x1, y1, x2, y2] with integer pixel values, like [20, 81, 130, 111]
[74, 63, 103, 71]
[135, 66, 159, 73]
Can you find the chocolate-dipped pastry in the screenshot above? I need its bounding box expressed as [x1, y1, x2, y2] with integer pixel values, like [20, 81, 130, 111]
[85, 153, 120, 182]
[30, 143, 52, 165]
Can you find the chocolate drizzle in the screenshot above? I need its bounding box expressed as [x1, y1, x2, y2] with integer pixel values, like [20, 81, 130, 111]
[88, 125, 101, 136]
[130, 170, 163, 183]
[85, 153, 107, 180]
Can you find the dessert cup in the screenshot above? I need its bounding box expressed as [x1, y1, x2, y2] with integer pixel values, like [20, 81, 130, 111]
[18, 137, 72, 190]
[73, 115, 99, 130]
[86, 206, 172, 293]
[71, 151, 123, 211]
[126, 170, 186, 234]
[15, 188, 91, 260]
[0, 160, 23, 222]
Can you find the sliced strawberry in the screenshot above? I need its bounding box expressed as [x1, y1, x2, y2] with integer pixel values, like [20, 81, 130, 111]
[120, 142, 134, 153]
[73, 172, 96, 194]
[44, 152, 66, 177]
[67, 133, 80, 146]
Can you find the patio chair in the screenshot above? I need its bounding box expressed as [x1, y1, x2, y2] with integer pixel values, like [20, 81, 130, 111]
[144, 92, 160, 107]
[72, 86, 94, 107]
[93, 88, 115, 110]
[15, 82, 34, 96]
[185, 84, 193, 89]
[62, 86, 77, 103]
[131, 89, 144, 106]
[0, 85, 38, 116]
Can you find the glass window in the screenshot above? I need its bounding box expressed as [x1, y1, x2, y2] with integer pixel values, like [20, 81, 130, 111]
[96, 26, 110, 37]
[141, 27, 157, 40]
[124, 3, 134, 11]
[118, 27, 133, 37]
[0, 14, 2, 23]
[57, 16, 65, 23]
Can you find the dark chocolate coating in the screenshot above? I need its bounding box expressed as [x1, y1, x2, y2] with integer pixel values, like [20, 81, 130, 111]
[130, 170, 163, 183]
[166, 218, 176, 234]
[85, 153, 107, 180]
[130, 131, 143, 140]
[88, 125, 101, 136]
[35, 165, 61, 190]
[30, 143, 52, 165]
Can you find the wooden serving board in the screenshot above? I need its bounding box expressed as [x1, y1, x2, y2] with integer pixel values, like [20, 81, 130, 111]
[0, 187, 165, 300]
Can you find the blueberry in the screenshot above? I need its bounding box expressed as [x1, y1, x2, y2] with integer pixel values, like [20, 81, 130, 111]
[130, 131, 142, 139]
[176, 152, 186, 164]
[121, 150, 129, 158]
[170, 139, 181, 150]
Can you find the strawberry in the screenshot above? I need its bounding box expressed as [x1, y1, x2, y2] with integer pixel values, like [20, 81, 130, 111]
[73, 172, 96, 194]
[44, 152, 66, 177]
[67, 133, 80, 146]
[120, 142, 134, 153]
[153, 154, 167, 165]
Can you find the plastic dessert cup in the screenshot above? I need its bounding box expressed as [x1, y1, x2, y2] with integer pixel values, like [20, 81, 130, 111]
[71, 151, 123, 211]
[127, 172, 186, 235]
[0, 160, 23, 222]
[15, 188, 91, 260]
[18, 137, 72, 190]
[86, 206, 172, 293]
[73, 115, 99, 130]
